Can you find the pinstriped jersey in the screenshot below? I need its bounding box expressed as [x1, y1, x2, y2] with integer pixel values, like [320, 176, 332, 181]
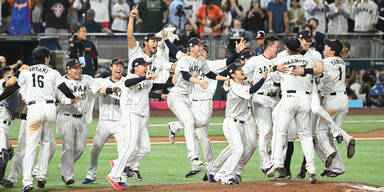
[120, 73, 153, 117]
[95, 77, 123, 121]
[319, 56, 346, 94]
[225, 79, 252, 121]
[170, 56, 210, 95]
[352, 0, 378, 31]
[279, 49, 322, 64]
[58, 75, 100, 115]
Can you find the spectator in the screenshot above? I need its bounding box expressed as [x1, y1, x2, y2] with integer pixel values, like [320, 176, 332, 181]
[81, 9, 113, 34]
[254, 30, 265, 55]
[374, 0, 384, 31]
[307, 18, 326, 53]
[43, 0, 72, 33]
[359, 67, 377, 107]
[67, 1, 78, 32]
[267, 0, 289, 35]
[178, 14, 199, 48]
[0, 55, 23, 69]
[1, 0, 12, 33]
[8, 0, 31, 35]
[244, 0, 267, 34]
[89, 0, 110, 29]
[223, 18, 253, 54]
[68, 25, 99, 77]
[111, 0, 130, 33]
[342, 42, 358, 99]
[31, 0, 44, 34]
[169, 0, 188, 30]
[138, 0, 168, 33]
[220, 0, 233, 32]
[304, 0, 329, 33]
[260, 0, 272, 10]
[184, 0, 202, 23]
[345, 0, 355, 32]
[327, 0, 350, 34]
[352, 0, 378, 32]
[196, 0, 224, 36]
[288, 0, 305, 33]
[72, 0, 90, 24]
[221, 0, 244, 21]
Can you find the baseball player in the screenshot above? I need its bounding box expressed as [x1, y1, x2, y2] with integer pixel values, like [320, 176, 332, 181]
[82, 58, 125, 184]
[57, 59, 120, 185]
[4, 47, 80, 192]
[166, 37, 228, 178]
[213, 61, 267, 185]
[266, 37, 322, 184]
[242, 35, 282, 175]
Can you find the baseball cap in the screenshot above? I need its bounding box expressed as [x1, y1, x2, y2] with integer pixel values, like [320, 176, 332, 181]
[202, 43, 209, 52]
[325, 39, 343, 56]
[256, 30, 265, 39]
[131, 57, 152, 69]
[144, 34, 162, 41]
[66, 59, 80, 69]
[227, 61, 244, 75]
[187, 37, 202, 48]
[240, 49, 253, 60]
[284, 37, 301, 52]
[110, 57, 124, 65]
[298, 30, 312, 40]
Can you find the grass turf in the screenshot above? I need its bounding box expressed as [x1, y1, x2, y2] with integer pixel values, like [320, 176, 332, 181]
[7, 115, 384, 140]
[2, 140, 384, 191]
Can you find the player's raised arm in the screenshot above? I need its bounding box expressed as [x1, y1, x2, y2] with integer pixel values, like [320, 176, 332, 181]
[127, 5, 139, 48]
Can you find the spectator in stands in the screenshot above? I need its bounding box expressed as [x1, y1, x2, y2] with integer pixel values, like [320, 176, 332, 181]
[254, 30, 265, 55]
[352, 0, 378, 32]
[178, 14, 199, 48]
[8, 0, 31, 35]
[68, 1, 78, 33]
[31, 0, 44, 34]
[221, 0, 243, 32]
[196, 0, 224, 36]
[224, 18, 253, 54]
[90, 0, 110, 29]
[111, 0, 130, 33]
[327, 0, 350, 34]
[81, 9, 113, 34]
[1, 0, 12, 33]
[260, 0, 272, 10]
[138, 0, 168, 33]
[267, 0, 289, 35]
[244, 0, 267, 34]
[345, 0, 355, 32]
[169, 0, 188, 31]
[68, 25, 99, 77]
[72, 0, 90, 24]
[43, 0, 72, 33]
[307, 18, 325, 53]
[304, 0, 328, 33]
[360, 66, 377, 107]
[0, 55, 23, 69]
[288, 0, 305, 33]
[374, 0, 384, 31]
[342, 42, 358, 98]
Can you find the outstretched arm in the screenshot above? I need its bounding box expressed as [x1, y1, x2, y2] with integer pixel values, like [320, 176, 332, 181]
[127, 5, 139, 48]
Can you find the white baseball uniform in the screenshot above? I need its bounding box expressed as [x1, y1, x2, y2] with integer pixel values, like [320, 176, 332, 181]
[242, 55, 280, 171]
[304, 0, 328, 33]
[85, 77, 124, 181]
[352, 0, 378, 32]
[0, 79, 12, 152]
[327, 2, 351, 34]
[57, 74, 100, 182]
[17, 64, 65, 188]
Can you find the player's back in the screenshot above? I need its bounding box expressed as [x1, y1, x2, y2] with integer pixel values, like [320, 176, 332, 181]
[18, 64, 62, 102]
[320, 56, 346, 94]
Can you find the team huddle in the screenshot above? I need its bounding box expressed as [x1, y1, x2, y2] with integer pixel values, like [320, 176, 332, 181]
[0, 5, 356, 192]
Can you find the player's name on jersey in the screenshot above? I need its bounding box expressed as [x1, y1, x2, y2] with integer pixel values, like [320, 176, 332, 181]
[29, 66, 49, 74]
[330, 59, 344, 65]
[284, 58, 309, 66]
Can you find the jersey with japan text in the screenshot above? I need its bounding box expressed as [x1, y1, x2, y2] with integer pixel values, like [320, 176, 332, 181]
[95, 77, 124, 121]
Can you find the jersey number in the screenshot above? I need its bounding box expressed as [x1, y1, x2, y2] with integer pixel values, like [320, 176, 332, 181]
[32, 74, 44, 88]
[338, 67, 342, 81]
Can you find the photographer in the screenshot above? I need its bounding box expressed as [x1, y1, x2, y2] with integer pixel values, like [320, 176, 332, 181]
[169, 0, 192, 31]
[223, 18, 253, 55]
[68, 25, 99, 77]
[359, 68, 377, 107]
[196, 0, 225, 36]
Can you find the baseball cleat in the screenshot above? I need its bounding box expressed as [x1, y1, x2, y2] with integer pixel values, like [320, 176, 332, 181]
[309, 173, 318, 184]
[62, 176, 75, 185]
[202, 174, 208, 181]
[207, 174, 216, 183]
[266, 164, 279, 178]
[235, 174, 242, 182]
[320, 170, 331, 177]
[124, 167, 134, 178]
[326, 171, 344, 178]
[347, 138, 355, 159]
[168, 124, 176, 144]
[22, 184, 34, 192]
[132, 170, 143, 181]
[275, 168, 291, 181]
[1, 178, 14, 188]
[37, 178, 46, 188]
[297, 166, 307, 179]
[82, 178, 95, 184]
[335, 134, 343, 144]
[107, 175, 126, 191]
[325, 151, 337, 167]
[221, 178, 239, 185]
[185, 170, 201, 178]
[109, 160, 115, 168]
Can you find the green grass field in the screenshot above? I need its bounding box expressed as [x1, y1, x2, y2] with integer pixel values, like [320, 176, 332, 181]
[2, 114, 384, 191]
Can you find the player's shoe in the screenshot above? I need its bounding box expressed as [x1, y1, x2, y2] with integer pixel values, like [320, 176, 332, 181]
[132, 170, 143, 181]
[275, 168, 291, 181]
[266, 164, 279, 178]
[107, 175, 126, 191]
[124, 166, 134, 178]
[347, 138, 355, 159]
[296, 165, 307, 179]
[1, 178, 14, 188]
[186, 159, 203, 178]
[202, 174, 208, 181]
[207, 173, 216, 183]
[62, 176, 75, 185]
[22, 184, 34, 192]
[168, 123, 176, 144]
[109, 160, 115, 168]
[309, 173, 318, 184]
[320, 170, 331, 177]
[326, 171, 344, 178]
[325, 151, 337, 167]
[185, 170, 202, 178]
[335, 134, 343, 144]
[221, 178, 239, 185]
[37, 178, 46, 188]
[235, 174, 242, 182]
[261, 167, 271, 175]
[82, 178, 95, 184]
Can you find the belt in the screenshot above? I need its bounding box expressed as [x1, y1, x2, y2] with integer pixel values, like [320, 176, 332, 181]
[2, 120, 10, 125]
[64, 113, 83, 118]
[257, 92, 277, 97]
[286, 90, 310, 95]
[234, 119, 245, 124]
[28, 100, 55, 106]
[330, 92, 346, 96]
[20, 113, 27, 120]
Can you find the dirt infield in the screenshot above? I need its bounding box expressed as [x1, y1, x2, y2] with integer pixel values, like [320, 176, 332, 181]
[57, 180, 384, 192]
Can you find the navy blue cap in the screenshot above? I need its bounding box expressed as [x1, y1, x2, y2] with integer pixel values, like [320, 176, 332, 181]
[131, 57, 152, 69]
[144, 34, 162, 41]
[298, 30, 313, 40]
[187, 37, 202, 48]
[110, 57, 124, 65]
[325, 39, 343, 56]
[227, 61, 244, 74]
[285, 37, 301, 52]
[240, 49, 253, 60]
[66, 59, 80, 69]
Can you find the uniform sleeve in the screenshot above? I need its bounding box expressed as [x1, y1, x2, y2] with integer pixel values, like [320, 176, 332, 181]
[230, 80, 251, 100]
[128, 41, 141, 59]
[200, 60, 211, 74]
[17, 70, 28, 87]
[371, 3, 378, 24]
[86, 75, 101, 94]
[54, 70, 65, 87]
[207, 59, 227, 74]
[112, 4, 118, 15]
[178, 57, 190, 73]
[242, 59, 254, 79]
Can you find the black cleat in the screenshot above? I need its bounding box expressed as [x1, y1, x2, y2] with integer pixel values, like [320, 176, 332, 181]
[1, 178, 14, 188]
[207, 174, 216, 183]
[22, 184, 34, 192]
[320, 170, 331, 177]
[62, 176, 75, 185]
[202, 174, 208, 181]
[326, 171, 344, 177]
[275, 168, 291, 180]
[185, 170, 202, 178]
[347, 138, 355, 159]
[124, 166, 134, 178]
[297, 166, 307, 179]
[37, 178, 46, 188]
[336, 135, 343, 143]
[325, 152, 337, 167]
[235, 174, 242, 182]
[132, 170, 143, 181]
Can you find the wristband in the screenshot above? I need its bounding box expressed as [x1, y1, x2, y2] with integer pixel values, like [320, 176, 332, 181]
[272, 65, 277, 72]
[304, 68, 314, 74]
[106, 87, 113, 94]
[14, 71, 20, 78]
